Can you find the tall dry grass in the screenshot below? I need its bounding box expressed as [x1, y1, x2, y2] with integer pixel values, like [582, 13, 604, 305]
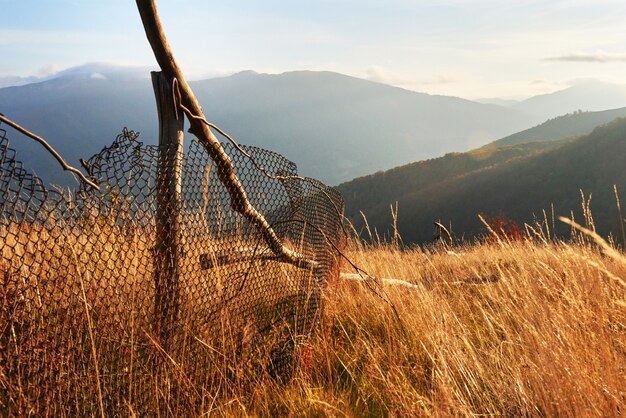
[322, 241, 624, 416]
[1, 216, 625, 416]
[181, 233, 625, 416]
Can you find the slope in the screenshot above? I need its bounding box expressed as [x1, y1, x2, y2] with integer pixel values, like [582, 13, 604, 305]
[485, 107, 626, 148]
[338, 118, 626, 244]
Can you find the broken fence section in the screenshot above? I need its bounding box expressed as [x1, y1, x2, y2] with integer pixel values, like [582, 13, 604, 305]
[0, 126, 345, 415]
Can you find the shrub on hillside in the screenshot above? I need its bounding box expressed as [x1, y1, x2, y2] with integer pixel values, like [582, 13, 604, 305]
[481, 213, 525, 242]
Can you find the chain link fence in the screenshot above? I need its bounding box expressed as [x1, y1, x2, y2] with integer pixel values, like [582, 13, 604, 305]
[0, 125, 345, 415]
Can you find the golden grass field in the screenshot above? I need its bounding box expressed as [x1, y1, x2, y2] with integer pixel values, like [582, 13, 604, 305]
[211, 235, 624, 417]
[1, 216, 625, 417]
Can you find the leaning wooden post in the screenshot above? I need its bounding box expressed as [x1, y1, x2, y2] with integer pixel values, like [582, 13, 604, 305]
[152, 71, 184, 351]
[136, 0, 318, 272]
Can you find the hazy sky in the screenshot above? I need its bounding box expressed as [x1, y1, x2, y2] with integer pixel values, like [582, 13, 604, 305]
[2, 0, 626, 99]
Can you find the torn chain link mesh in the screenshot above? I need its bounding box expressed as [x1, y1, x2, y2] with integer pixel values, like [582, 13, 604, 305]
[0, 126, 345, 415]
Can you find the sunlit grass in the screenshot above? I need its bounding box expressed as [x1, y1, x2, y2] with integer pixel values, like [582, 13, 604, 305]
[189, 236, 626, 416]
[1, 217, 625, 416]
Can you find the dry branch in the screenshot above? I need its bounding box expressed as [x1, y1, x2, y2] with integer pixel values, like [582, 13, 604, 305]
[200, 247, 316, 270]
[339, 272, 420, 289]
[135, 0, 317, 271]
[0, 113, 99, 190]
[434, 221, 452, 246]
[339, 272, 498, 289]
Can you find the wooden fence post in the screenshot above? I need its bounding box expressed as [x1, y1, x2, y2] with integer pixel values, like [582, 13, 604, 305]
[152, 71, 184, 351]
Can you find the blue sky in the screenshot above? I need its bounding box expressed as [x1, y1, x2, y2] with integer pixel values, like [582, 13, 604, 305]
[2, 0, 626, 99]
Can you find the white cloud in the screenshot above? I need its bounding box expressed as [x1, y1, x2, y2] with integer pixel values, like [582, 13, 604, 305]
[36, 64, 61, 77]
[545, 52, 626, 63]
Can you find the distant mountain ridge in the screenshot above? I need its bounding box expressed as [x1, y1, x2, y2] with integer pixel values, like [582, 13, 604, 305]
[0, 63, 154, 88]
[477, 80, 626, 125]
[0, 64, 533, 186]
[512, 80, 626, 124]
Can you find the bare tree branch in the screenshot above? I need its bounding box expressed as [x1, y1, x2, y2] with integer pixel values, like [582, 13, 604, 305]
[0, 113, 99, 190]
[199, 247, 316, 270]
[135, 0, 318, 270]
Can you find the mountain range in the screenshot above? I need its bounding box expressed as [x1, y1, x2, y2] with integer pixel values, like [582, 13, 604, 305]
[512, 80, 626, 123]
[3, 64, 626, 187]
[0, 64, 532, 186]
[478, 80, 626, 122]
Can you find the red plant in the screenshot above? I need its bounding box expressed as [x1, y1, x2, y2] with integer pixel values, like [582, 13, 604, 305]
[481, 213, 525, 242]
[297, 342, 314, 380]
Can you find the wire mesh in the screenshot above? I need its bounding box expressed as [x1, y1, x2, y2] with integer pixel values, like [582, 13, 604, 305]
[0, 126, 345, 415]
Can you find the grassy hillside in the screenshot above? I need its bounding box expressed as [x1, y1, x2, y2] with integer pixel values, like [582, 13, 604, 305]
[4, 235, 624, 416]
[339, 140, 564, 220]
[221, 236, 625, 416]
[312, 238, 624, 417]
[338, 117, 626, 244]
[486, 107, 626, 148]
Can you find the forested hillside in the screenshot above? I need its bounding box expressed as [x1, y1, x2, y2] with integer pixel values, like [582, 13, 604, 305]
[338, 118, 626, 244]
[486, 107, 626, 148]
